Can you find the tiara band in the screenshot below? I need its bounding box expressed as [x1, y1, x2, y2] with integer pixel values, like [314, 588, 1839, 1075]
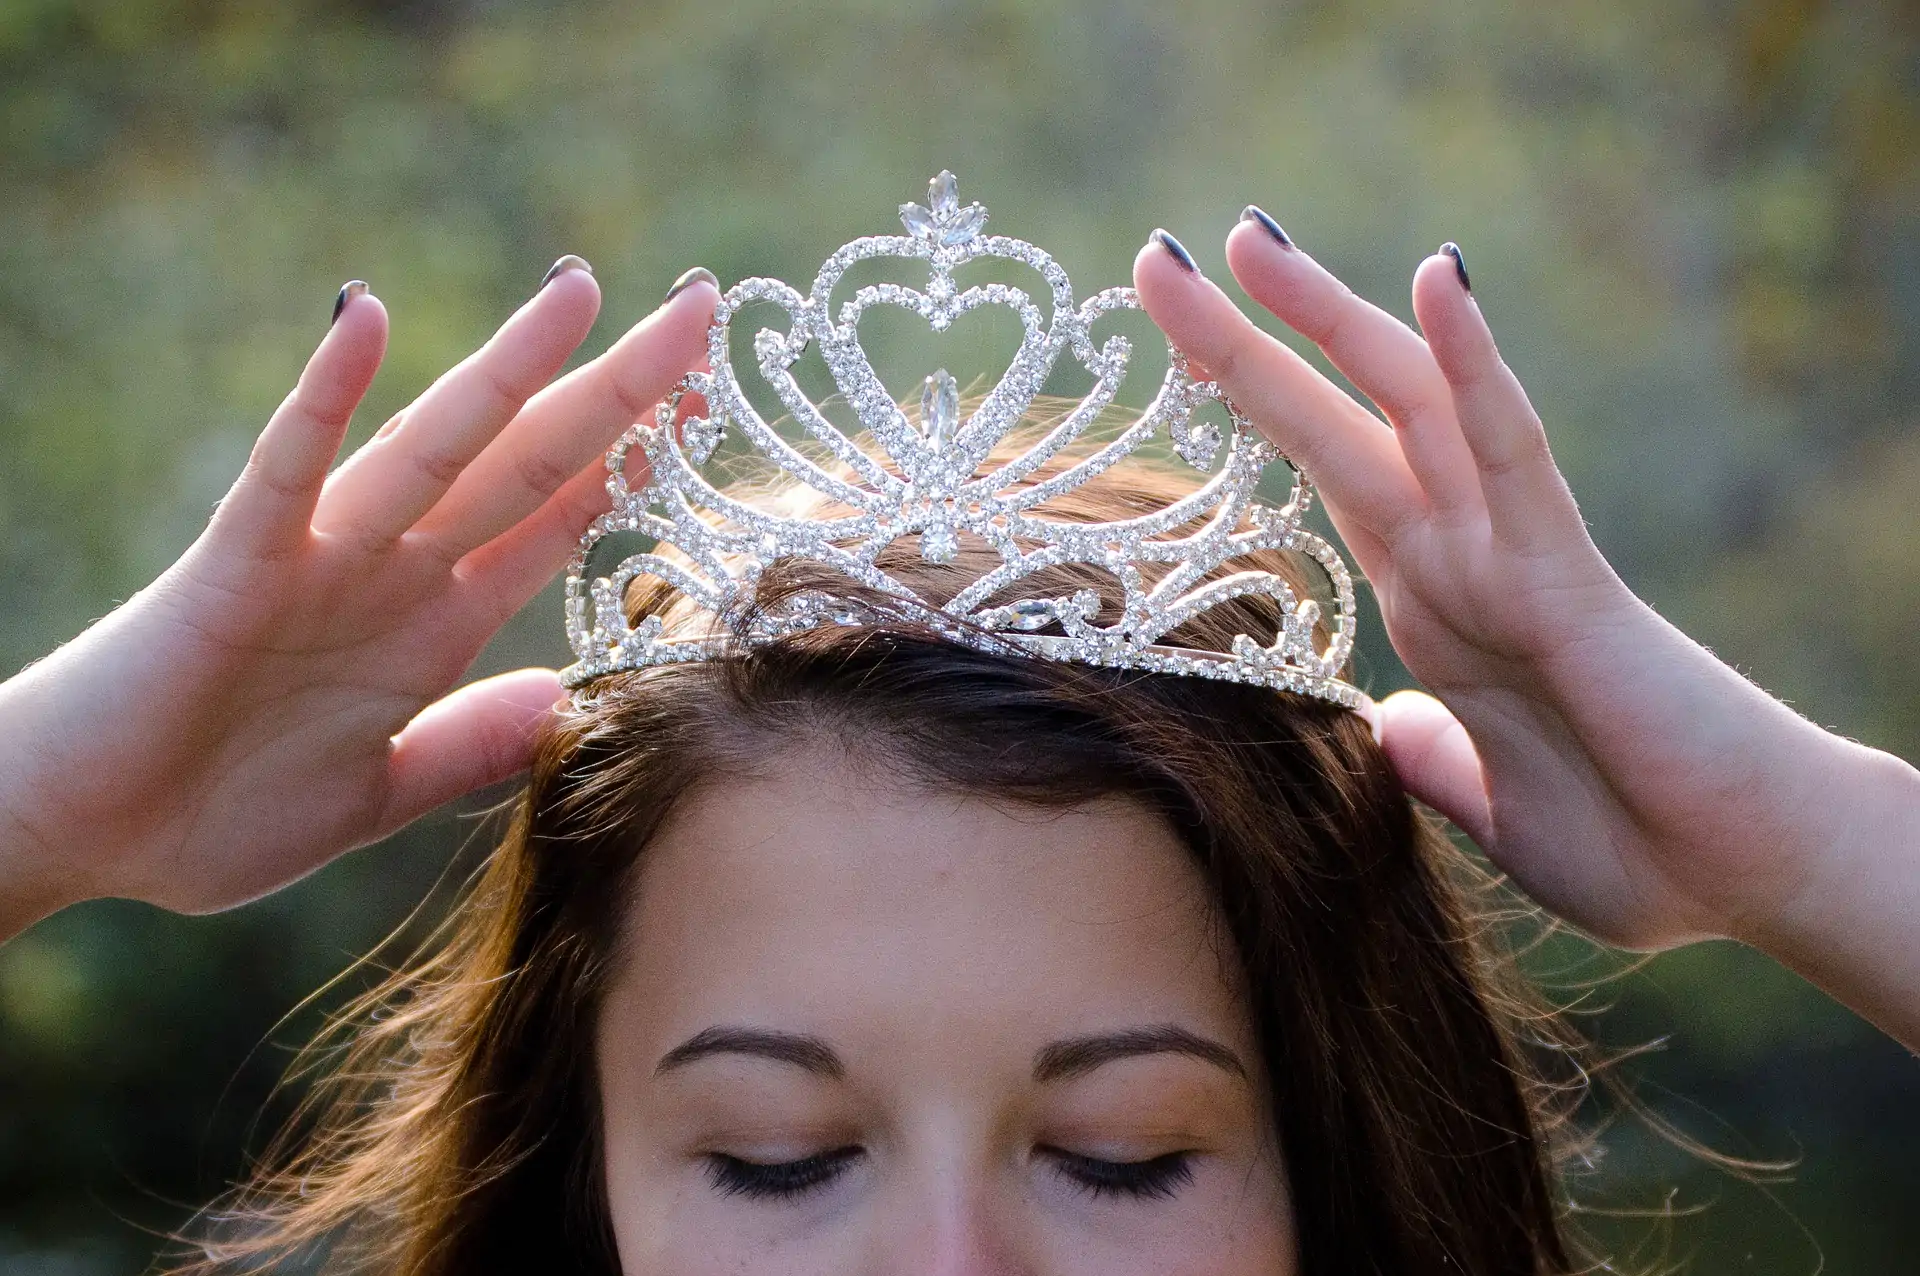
[560, 171, 1364, 710]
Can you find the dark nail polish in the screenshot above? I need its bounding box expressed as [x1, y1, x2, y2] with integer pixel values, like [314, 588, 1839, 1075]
[1441, 242, 1471, 292]
[331, 280, 368, 326]
[1240, 205, 1293, 248]
[1152, 228, 1198, 273]
[540, 254, 593, 291]
[664, 266, 720, 303]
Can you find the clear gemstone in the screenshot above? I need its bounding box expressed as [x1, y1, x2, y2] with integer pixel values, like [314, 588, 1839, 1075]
[900, 202, 935, 238]
[1172, 418, 1221, 470]
[557, 170, 1361, 711]
[921, 368, 959, 448]
[683, 416, 724, 465]
[1009, 599, 1054, 630]
[755, 328, 795, 371]
[920, 524, 958, 563]
[930, 170, 958, 214]
[943, 205, 987, 244]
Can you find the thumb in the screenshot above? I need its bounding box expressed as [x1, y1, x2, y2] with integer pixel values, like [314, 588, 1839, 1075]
[381, 667, 564, 835]
[1375, 689, 1493, 847]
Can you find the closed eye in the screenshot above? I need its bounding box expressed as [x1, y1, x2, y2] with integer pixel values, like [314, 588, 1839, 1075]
[705, 1146, 863, 1201]
[1043, 1147, 1197, 1201]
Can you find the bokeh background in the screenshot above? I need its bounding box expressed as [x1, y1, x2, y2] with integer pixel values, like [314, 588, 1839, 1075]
[2, 0, 1917, 1270]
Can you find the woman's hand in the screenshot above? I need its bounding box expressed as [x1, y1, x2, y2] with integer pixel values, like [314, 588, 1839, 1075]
[1136, 217, 1920, 1045]
[0, 262, 718, 938]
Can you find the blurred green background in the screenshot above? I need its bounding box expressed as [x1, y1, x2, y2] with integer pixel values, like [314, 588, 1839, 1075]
[2, 0, 1917, 1270]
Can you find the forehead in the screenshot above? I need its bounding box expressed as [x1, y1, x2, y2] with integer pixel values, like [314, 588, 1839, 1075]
[602, 751, 1248, 1067]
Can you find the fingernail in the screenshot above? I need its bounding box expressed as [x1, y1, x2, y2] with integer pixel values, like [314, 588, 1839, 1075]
[664, 266, 719, 303]
[331, 280, 368, 326]
[1440, 242, 1471, 292]
[539, 254, 593, 292]
[1151, 228, 1198, 274]
[1240, 205, 1293, 248]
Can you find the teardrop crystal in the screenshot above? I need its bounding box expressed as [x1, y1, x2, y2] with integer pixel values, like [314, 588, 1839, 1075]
[944, 205, 987, 244]
[1010, 599, 1054, 631]
[921, 368, 959, 448]
[930, 170, 959, 215]
[900, 202, 935, 238]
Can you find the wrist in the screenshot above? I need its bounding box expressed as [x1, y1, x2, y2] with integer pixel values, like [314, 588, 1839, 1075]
[0, 675, 101, 939]
[1516, 595, 1890, 950]
[1732, 732, 1910, 941]
[0, 805, 92, 940]
[1732, 733, 1920, 1044]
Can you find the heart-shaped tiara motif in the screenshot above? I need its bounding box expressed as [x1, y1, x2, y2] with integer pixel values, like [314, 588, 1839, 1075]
[560, 171, 1363, 709]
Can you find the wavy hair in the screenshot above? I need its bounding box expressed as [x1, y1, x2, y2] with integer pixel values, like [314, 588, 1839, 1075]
[168, 440, 1594, 1275]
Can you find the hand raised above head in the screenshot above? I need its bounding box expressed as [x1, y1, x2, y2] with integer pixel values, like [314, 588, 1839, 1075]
[1134, 216, 1920, 1048]
[0, 261, 719, 936]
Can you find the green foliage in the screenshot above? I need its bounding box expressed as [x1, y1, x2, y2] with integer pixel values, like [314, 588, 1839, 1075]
[1, 0, 1916, 1269]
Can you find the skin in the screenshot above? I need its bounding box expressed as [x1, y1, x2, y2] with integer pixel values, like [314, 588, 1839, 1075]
[1132, 222, 1920, 1048]
[596, 755, 1292, 1274]
[0, 260, 716, 933]
[0, 213, 1917, 1043]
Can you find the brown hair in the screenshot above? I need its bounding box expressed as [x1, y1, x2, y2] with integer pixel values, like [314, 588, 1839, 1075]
[171, 449, 1587, 1275]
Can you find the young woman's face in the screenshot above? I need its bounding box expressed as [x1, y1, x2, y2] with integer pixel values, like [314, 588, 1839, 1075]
[595, 750, 1294, 1274]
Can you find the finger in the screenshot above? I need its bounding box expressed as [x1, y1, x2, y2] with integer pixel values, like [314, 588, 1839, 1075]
[455, 353, 721, 622]
[210, 284, 388, 558]
[1410, 248, 1581, 554]
[414, 274, 718, 556]
[314, 260, 603, 543]
[380, 667, 564, 834]
[1133, 233, 1421, 562]
[1375, 688, 1493, 846]
[454, 459, 613, 624]
[1224, 215, 1484, 522]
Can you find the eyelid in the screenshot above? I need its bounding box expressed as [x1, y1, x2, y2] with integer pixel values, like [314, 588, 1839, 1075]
[705, 1146, 863, 1201]
[704, 1138, 852, 1165]
[698, 1131, 852, 1162]
[1041, 1130, 1212, 1159]
[1038, 1139, 1199, 1164]
[1041, 1146, 1198, 1201]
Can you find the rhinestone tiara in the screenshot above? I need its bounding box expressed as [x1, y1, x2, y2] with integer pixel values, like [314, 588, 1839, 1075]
[560, 171, 1363, 709]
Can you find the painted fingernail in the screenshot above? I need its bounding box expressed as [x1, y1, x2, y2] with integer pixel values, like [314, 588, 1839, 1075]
[1240, 205, 1293, 248]
[664, 266, 720, 303]
[540, 254, 593, 292]
[331, 280, 368, 326]
[1440, 242, 1471, 292]
[1152, 228, 1198, 274]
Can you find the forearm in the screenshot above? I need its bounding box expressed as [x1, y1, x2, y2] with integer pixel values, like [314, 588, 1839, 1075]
[0, 801, 84, 941]
[0, 657, 112, 941]
[1494, 599, 1920, 1049]
[1740, 736, 1920, 1052]
[1618, 615, 1920, 1049]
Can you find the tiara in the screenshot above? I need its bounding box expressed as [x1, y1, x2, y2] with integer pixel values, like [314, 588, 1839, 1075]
[560, 171, 1363, 709]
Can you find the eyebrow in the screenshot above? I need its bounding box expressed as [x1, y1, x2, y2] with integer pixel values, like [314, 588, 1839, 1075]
[1033, 1025, 1248, 1084]
[652, 1023, 1247, 1085]
[655, 1026, 844, 1079]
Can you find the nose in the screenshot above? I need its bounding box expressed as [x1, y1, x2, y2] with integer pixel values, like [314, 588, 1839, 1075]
[878, 1169, 1032, 1276]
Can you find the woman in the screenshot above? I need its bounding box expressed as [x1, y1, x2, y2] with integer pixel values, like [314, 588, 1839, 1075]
[0, 187, 1914, 1271]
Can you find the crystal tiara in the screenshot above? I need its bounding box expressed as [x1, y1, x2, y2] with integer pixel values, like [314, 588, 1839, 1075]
[559, 171, 1364, 709]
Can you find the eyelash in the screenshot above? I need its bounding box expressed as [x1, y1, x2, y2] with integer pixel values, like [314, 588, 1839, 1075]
[706, 1147, 862, 1200]
[704, 1147, 1195, 1203]
[1046, 1148, 1196, 1201]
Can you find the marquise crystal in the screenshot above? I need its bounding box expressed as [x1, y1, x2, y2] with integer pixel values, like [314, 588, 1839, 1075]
[560, 172, 1363, 709]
